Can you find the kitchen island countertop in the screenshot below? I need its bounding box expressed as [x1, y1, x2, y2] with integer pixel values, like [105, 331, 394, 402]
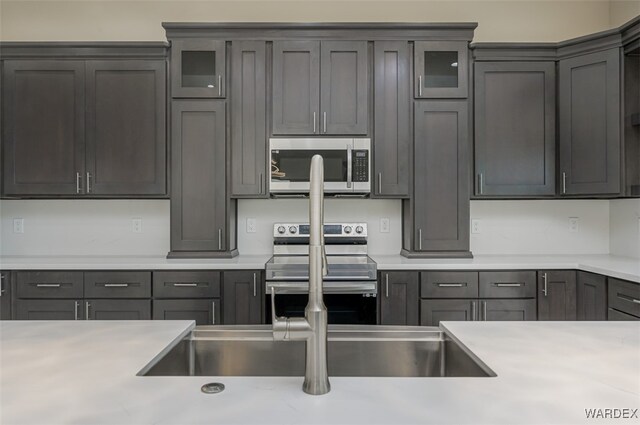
[1, 320, 638, 425]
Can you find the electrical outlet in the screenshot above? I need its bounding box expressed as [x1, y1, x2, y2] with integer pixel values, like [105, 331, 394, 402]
[380, 218, 390, 233]
[132, 218, 142, 233]
[13, 218, 24, 234]
[568, 217, 579, 233]
[471, 219, 481, 234]
[246, 218, 257, 233]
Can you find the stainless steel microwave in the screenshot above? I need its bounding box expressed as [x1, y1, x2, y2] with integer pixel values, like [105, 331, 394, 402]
[269, 138, 371, 194]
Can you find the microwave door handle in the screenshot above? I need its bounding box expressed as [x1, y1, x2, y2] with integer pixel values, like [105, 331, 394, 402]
[346, 144, 353, 189]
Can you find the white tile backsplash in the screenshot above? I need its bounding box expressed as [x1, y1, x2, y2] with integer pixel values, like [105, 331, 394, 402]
[0, 198, 620, 257]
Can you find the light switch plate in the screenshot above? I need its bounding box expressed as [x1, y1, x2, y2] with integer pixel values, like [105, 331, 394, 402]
[132, 218, 142, 233]
[13, 218, 24, 234]
[380, 218, 390, 233]
[568, 217, 579, 233]
[471, 219, 481, 234]
[246, 218, 257, 233]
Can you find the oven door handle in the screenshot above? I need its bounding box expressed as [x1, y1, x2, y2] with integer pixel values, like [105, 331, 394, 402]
[266, 281, 377, 295]
[346, 144, 353, 189]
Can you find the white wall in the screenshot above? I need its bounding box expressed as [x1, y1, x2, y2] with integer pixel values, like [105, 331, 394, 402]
[0, 1, 617, 43]
[0, 200, 170, 256]
[610, 0, 640, 26]
[610, 199, 640, 259]
[469, 200, 611, 255]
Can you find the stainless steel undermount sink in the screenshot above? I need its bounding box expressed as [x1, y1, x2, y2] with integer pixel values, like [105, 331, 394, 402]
[140, 325, 496, 378]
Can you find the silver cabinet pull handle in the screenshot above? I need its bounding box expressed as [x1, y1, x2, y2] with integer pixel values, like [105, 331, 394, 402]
[418, 75, 423, 96]
[86, 172, 92, 194]
[103, 283, 129, 287]
[0, 274, 4, 295]
[385, 274, 389, 298]
[36, 283, 61, 288]
[471, 301, 476, 321]
[378, 173, 382, 194]
[478, 173, 484, 195]
[85, 301, 90, 320]
[74, 301, 79, 320]
[173, 283, 198, 287]
[313, 112, 317, 134]
[562, 172, 567, 194]
[346, 144, 353, 189]
[542, 273, 548, 297]
[253, 273, 257, 297]
[212, 302, 216, 325]
[495, 283, 522, 287]
[618, 295, 640, 305]
[437, 283, 464, 287]
[323, 111, 327, 133]
[218, 229, 222, 250]
[76, 172, 82, 194]
[259, 173, 264, 194]
[483, 301, 487, 321]
[418, 229, 423, 250]
[218, 75, 222, 96]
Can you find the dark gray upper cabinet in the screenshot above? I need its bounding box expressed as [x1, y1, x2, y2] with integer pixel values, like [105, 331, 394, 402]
[3, 60, 85, 196]
[623, 40, 640, 197]
[373, 41, 411, 197]
[85, 60, 166, 196]
[272, 40, 368, 135]
[559, 48, 621, 195]
[576, 271, 607, 320]
[169, 100, 233, 256]
[272, 40, 320, 135]
[414, 41, 468, 98]
[230, 41, 267, 197]
[222, 271, 263, 325]
[538, 270, 577, 320]
[170, 39, 226, 98]
[407, 101, 470, 257]
[320, 41, 368, 135]
[474, 61, 556, 196]
[379, 271, 419, 325]
[1, 272, 11, 320]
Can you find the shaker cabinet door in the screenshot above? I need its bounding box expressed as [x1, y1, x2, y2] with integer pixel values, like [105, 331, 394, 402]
[3, 60, 85, 195]
[538, 270, 577, 320]
[223, 271, 264, 325]
[85, 60, 166, 195]
[379, 272, 419, 325]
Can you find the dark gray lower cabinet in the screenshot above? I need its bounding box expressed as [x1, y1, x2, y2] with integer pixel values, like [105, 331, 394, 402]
[223, 271, 263, 325]
[474, 61, 556, 196]
[153, 299, 220, 325]
[86, 299, 151, 320]
[1, 272, 11, 320]
[607, 278, 640, 320]
[420, 299, 475, 326]
[559, 48, 621, 195]
[538, 270, 577, 320]
[15, 299, 83, 320]
[482, 299, 536, 321]
[379, 272, 419, 325]
[169, 100, 236, 257]
[576, 272, 607, 320]
[405, 101, 470, 257]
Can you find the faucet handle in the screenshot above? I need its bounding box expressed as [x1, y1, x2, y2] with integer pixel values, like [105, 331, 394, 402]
[271, 287, 288, 340]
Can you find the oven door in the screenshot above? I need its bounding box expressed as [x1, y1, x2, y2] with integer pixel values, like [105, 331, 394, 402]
[269, 138, 370, 193]
[265, 281, 377, 325]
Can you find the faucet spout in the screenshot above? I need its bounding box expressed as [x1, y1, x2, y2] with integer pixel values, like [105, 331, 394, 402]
[271, 154, 330, 396]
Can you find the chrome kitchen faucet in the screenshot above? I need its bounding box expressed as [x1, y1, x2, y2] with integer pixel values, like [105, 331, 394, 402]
[271, 154, 330, 395]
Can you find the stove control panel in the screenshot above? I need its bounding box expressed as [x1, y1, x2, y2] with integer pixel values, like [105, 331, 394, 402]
[273, 223, 367, 237]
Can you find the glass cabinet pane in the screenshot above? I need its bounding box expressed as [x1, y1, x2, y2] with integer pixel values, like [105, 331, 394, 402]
[181, 51, 217, 88]
[424, 51, 459, 88]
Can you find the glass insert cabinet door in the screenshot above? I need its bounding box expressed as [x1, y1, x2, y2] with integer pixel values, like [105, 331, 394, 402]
[171, 39, 226, 98]
[414, 41, 468, 98]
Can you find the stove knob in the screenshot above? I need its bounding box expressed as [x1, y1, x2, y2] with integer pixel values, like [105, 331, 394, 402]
[289, 226, 297, 234]
[277, 226, 286, 234]
[355, 225, 364, 234]
[344, 226, 352, 234]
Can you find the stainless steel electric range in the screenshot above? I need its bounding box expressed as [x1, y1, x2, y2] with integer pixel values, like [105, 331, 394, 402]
[265, 222, 378, 324]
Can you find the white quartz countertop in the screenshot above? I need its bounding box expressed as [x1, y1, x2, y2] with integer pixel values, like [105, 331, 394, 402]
[1, 320, 638, 425]
[1, 254, 638, 283]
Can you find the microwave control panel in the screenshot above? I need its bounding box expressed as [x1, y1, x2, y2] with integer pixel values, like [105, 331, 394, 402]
[352, 150, 369, 182]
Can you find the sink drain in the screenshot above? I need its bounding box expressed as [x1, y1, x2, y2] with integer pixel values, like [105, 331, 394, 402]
[201, 382, 225, 394]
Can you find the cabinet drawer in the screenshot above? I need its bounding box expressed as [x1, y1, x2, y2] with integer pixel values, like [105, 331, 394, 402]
[420, 272, 478, 298]
[153, 271, 221, 298]
[479, 271, 536, 298]
[153, 299, 220, 325]
[608, 307, 640, 321]
[16, 271, 83, 299]
[84, 271, 151, 298]
[608, 278, 640, 318]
